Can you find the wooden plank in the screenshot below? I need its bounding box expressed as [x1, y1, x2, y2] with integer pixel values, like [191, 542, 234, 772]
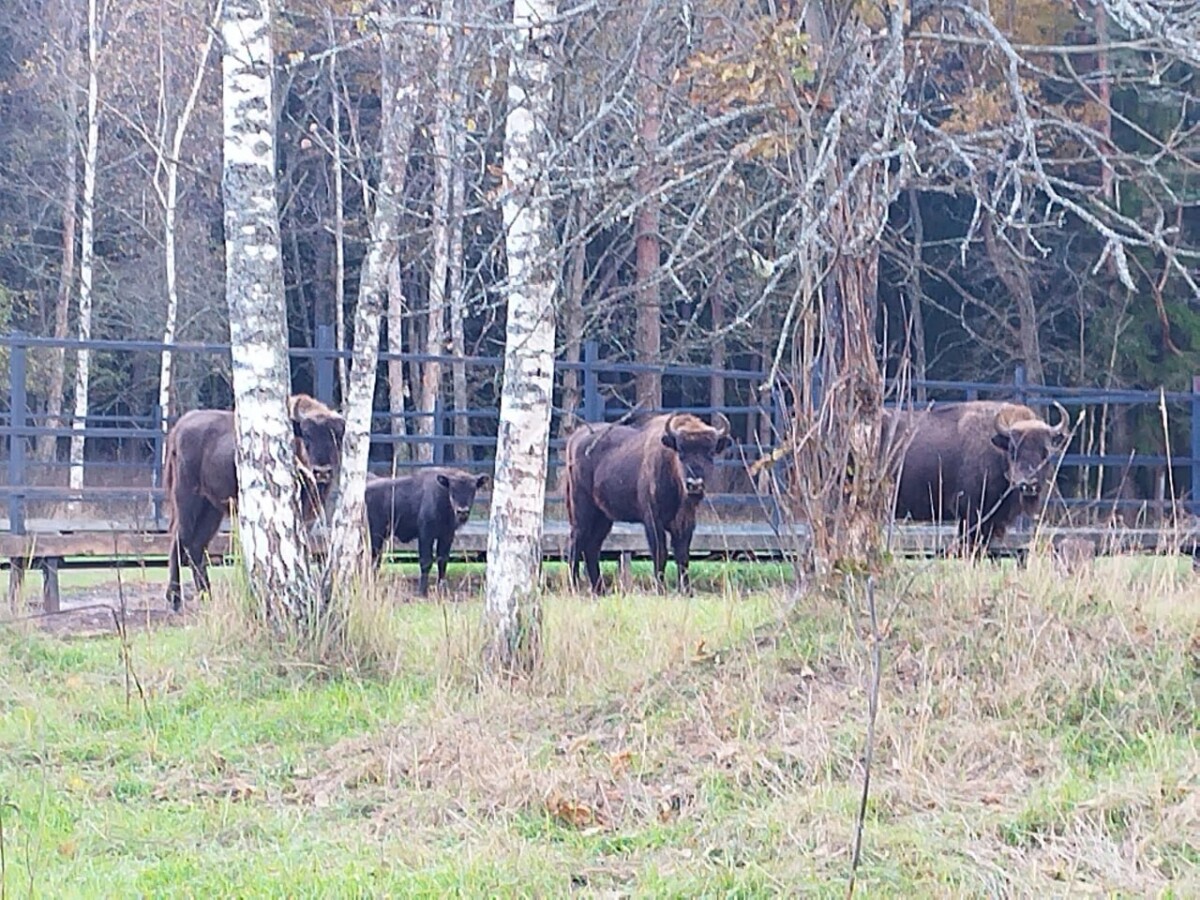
[1, 521, 1198, 566]
[41, 557, 61, 613]
[7, 560, 24, 612]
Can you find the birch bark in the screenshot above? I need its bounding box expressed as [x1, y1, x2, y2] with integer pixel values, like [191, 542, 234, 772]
[222, 0, 314, 623]
[483, 0, 558, 675]
[68, 0, 102, 493]
[326, 2, 420, 588]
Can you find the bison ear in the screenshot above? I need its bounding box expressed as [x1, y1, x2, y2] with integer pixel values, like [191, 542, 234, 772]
[292, 418, 304, 439]
[1050, 430, 1069, 452]
[661, 432, 678, 451]
[991, 433, 1011, 453]
[436, 473, 450, 489]
[332, 418, 346, 442]
[475, 474, 489, 489]
[716, 435, 733, 454]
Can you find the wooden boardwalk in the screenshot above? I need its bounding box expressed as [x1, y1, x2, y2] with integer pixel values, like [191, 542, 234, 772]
[5, 515, 1199, 613]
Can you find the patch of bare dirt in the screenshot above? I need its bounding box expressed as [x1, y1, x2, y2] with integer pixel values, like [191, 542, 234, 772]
[6, 579, 190, 639]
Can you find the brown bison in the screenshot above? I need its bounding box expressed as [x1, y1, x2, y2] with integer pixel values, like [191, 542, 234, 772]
[885, 400, 1070, 552]
[565, 412, 732, 593]
[164, 394, 346, 610]
[364, 467, 488, 595]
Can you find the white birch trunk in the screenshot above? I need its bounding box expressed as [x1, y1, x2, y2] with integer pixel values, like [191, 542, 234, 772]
[483, 0, 558, 675]
[448, 20, 470, 460]
[326, 4, 420, 588]
[326, 8, 348, 400]
[387, 259, 410, 454]
[222, 0, 314, 623]
[158, 0, 222, 429]
[69, 0, 102, 494]
[416, 0, 456, 464]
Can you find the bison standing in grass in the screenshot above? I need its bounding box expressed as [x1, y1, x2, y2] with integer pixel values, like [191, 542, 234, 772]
[885, 400, 1070, 553]
[163, 394, 346, 611]
[565, 412, 732, 593]
[365, 467, 488, 595]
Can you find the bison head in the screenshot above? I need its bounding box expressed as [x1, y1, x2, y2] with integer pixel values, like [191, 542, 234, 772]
[289, 395, 346, 486]
[991, 401, 1070, 500]
[437, 471, 489, 525]
[661, 412, 733, 498]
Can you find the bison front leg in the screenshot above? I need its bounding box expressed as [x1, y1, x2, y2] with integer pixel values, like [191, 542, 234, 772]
[435, 534, 453, 591]
[669, 527, 694, 594]
[416, 532, 435, 597]
[644, 525, 669, 591]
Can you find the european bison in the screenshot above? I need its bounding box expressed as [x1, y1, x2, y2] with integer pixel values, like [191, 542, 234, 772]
[565, 412, 732, 593]
[885, 400, 1070, 552]
[164, 394, 346, 610]
[365, 467, 488, 595]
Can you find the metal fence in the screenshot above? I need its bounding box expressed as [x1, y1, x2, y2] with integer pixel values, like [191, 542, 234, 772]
[3, 333, 1200, 534]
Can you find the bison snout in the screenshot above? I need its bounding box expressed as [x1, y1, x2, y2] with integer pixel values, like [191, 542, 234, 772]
[310, 465, 334, 483]
[455, 509, 470, 525]
[1016, 481, 1040, 497]
[684, 477, 705, 496]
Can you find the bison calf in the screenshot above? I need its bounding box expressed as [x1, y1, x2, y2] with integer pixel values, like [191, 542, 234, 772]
[365, 468, 488, 595]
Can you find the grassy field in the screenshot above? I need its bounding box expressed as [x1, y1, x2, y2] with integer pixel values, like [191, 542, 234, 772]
[0, 555, 1196, 896]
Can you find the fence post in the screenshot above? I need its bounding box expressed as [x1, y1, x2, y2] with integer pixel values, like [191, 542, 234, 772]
[1014, 365, 1027, 406]
[583, 340, 601, 422]
[1191, 375, 1200, 517]
[314, 324, 335, 406]
[8, 342, 27, 535]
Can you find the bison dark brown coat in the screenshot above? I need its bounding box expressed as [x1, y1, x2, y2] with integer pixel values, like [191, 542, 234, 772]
[565, 412, 731, 593]
[884, 400, 1070, 551]
[163, 394, 346, 610]
[365, 467, 488, 595]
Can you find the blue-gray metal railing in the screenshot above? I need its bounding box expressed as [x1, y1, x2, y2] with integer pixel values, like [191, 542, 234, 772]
[3, 333, 1200, 534]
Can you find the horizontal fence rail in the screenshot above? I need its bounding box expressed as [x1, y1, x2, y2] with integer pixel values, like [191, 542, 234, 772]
[3, 334, 1200, 537]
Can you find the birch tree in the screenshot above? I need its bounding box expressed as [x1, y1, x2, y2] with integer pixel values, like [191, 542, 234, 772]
[155, 0, 222, 426]
[221, 0, 315, 623]
[483, 0, 558, 675]
[68, 0, 104, 493]
[326, 2, 421, 590]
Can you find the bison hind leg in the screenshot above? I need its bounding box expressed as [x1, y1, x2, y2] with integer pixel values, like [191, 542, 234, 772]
[184, 502, 226, 597]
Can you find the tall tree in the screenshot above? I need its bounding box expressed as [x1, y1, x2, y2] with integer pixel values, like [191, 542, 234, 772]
[633, 9, 662, 411]
[415, 0, 457, 463]
[221, 0, 314, 623]
[68, 0, 104, 493]
[483, 0, 558, 675]
[326, 2, 421, 590]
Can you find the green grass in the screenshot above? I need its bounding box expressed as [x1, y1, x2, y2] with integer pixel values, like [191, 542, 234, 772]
[1, 554, 1197, 895]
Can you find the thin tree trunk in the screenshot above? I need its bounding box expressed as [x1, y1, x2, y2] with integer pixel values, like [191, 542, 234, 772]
[158, 0, 222, 430]
[983, 212, 1045, 385]
[906, 188, 927, 402]
[484, 0, 558, 676]
[416, 0, 456, 463]
[221, 0, 315, 624]
[327, 1, 420, 588]
[709, 279, 727, 492]
[448, 49, 470, 461]
[559, 201, 587, 437]
[69, 0, 102, 494]
[38, 3, 80, 465]
[326, 8, 348, 399]
[387, 259, 410, 456]
[633, 31, 662, 411]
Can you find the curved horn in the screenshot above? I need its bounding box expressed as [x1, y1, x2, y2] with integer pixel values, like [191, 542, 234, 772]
[993, 408, 1016, 436]
[663, 411, 683, 438]
[1050, 400, 1071, 434]
[711, 411, 731, 437]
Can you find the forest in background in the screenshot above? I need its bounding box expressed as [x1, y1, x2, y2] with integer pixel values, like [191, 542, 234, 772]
[0, 0, 1197, 494]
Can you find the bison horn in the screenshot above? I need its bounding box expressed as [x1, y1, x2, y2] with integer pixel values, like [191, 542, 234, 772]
[1050, 400, 1071, 434]
[664, 411, 683, 438]
[712, 411, 731, 437]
